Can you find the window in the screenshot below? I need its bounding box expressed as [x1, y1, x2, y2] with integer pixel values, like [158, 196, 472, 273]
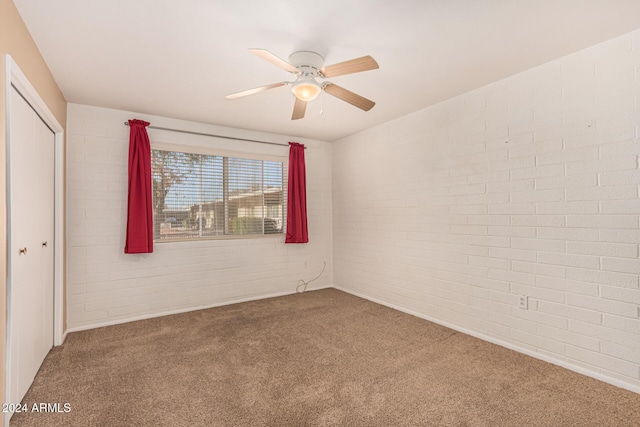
[152, 148, 286, 241]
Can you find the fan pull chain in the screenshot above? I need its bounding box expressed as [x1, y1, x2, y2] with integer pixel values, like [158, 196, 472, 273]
[320, 90, 324, 115]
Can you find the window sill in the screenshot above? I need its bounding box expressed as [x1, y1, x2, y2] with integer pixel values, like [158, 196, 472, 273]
[153, 233, 284, 244]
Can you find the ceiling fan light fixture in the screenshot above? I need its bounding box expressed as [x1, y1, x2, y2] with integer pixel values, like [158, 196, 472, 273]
[292, 78, 321, 102]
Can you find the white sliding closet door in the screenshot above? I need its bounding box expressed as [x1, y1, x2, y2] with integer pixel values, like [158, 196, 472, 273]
[8, 85, 55, 409]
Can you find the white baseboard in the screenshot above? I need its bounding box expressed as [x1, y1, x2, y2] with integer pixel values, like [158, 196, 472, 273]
[65, 284, 331, 334]
[333, 285, 640, 396]
[60, 329, 69, 344]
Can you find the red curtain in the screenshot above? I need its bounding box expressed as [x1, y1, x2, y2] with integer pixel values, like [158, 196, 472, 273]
[285, 142, 308, 243]
[124, 119, 153, 254]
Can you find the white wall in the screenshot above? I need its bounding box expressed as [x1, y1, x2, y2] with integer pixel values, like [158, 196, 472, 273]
[333, 30, 640, 391]
[66, 103, 332, 330]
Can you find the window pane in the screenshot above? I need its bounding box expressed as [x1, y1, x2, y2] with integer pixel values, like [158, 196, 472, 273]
[194, 155, 224, 237]
[228, 157, 263, 235]
[153, 151, 199, 240]
[264, 161, 285, 234]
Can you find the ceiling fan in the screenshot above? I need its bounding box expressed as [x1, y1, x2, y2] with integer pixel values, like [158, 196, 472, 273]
[226, 49, 379, 120]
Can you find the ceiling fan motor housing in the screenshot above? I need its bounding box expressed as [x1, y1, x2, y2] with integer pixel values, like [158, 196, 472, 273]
[288, 51, 324, 75]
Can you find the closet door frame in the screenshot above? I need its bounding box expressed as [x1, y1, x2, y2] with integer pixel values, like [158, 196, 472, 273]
[4, 54, 65, 398]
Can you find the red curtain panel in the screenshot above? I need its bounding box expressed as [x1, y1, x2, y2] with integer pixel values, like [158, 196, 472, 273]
[285, 142, 309, 243]
[124, 119, 154, 253]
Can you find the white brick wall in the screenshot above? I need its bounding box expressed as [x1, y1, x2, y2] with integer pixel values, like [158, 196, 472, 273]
[333, 29, 640, 391]
[66, 104, 332, 330]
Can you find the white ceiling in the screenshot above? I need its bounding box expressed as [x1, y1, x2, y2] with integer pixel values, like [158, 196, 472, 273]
[14, 0, 640, 142]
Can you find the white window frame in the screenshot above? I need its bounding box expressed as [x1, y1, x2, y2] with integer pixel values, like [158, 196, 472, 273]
[150, 142, 287, 242]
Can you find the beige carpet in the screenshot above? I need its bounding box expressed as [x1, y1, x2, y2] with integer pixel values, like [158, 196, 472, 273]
[11, 288, 640, 426]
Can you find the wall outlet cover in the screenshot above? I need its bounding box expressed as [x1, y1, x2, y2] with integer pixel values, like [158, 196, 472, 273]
[519, 295, 528, 310]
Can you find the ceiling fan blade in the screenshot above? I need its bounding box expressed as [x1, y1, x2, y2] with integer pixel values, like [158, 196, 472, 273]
[249, 48, 299, 74]
[226, 82, 287, 100]
[291, 98, 307, 120]
[323, 83, 375, 111]
[320, 55, 379, 78]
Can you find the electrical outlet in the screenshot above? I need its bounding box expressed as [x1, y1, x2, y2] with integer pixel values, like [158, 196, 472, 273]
[518, 295, 528, 310]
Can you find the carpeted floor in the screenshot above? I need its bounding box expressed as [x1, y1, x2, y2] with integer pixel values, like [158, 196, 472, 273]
[11, 288, 640, 426]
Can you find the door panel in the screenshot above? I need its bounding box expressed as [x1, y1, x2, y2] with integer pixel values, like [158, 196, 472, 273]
[8, 86, 55, 407]
[32, 106, 55, 365]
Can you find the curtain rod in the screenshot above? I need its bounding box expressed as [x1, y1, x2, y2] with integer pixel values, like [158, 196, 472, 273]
[123, 122, 305, 149]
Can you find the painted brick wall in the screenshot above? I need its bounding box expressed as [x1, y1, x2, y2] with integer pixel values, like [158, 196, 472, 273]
[66, 104, 332, 330]
[333, 30, 640, 391]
